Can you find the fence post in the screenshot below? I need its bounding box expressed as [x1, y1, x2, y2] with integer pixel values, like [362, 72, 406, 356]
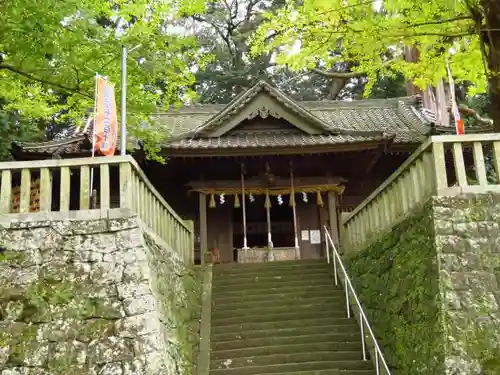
[185, 220, 195, 265]
[119, 162, 133, 210]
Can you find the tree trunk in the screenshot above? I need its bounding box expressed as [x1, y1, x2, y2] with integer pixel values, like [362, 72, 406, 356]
[484, 0, 500, 131]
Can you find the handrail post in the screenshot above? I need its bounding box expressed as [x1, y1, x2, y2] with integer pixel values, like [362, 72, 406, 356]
[361, 320, 366, 360]
[345, 282, 350, 319]
[326, 233, 330, 264]
[333, 244, 338, 286]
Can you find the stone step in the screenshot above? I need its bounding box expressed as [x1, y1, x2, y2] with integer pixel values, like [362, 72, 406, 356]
[211, 309, 346, 327]
[213, 272, 333, 286]
[212, 324, 359, 342]
[213, 278, 334, 293]
[214, 259, 327, 271]
[212, 301, 346, 319]
[211, 317, 354, 335]
[213, 288, 344, 305]
[214, 294, 346, 311]
[214, 265, 332, 278]
[211, 351, 365, 369]
[212, 332, 361, 351]
[214, 283, 341, 299]
[211, 342, 364, 360]
[242, 370, 376, 375]
[209, 360, 373, 375]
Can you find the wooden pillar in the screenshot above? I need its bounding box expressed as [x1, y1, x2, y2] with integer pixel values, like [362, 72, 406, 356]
[241, 163, 248, 249]
[327, 191, 340, 246]
[265, 189, 274, 261]
[290, 163, 300, 260]
[199, 193, 208, 264]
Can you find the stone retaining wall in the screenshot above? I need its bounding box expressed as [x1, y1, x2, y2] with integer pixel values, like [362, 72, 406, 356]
[347, 195, 500, 375]
[0, 209, 202, 375]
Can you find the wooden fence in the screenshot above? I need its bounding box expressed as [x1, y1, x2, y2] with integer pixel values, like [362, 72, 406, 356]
[342, 134, 500, 253]
[0, 156, 194, 264]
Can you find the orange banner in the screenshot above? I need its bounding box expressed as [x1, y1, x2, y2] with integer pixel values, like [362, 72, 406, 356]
[94, 77, 118, 156]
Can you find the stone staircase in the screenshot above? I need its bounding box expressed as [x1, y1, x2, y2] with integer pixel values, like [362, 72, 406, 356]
[210, 259, 376, 375]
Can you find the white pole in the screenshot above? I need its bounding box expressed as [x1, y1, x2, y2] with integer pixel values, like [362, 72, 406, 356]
[120, 46, 127, 156]
[90, 73, 99, 206]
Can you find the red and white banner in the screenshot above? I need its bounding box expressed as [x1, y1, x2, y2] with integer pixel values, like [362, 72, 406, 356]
[94, 77, 118, 156]
[446, 63, 464, 135]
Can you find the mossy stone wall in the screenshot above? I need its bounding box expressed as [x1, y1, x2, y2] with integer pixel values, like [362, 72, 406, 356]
[347, 195, 500, 375]
[0, 210, 202, 375]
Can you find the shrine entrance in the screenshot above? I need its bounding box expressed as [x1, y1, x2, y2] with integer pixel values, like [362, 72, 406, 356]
[232, 194, 296, 262]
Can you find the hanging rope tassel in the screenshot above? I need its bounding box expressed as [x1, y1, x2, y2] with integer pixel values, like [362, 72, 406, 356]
[317, 191, 324, 207]
[234, 193, 240, 208]
[264, 190, 271, 208]
[289, 193, 295, 207]
[209, 193, 216, 208]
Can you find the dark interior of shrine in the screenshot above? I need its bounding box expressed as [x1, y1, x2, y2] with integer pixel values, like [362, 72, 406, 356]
[232, 194, 295, 250]
[143, 150, 412, 219]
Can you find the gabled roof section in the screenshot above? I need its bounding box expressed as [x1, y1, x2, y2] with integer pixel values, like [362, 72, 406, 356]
[191, 80, 346, 138]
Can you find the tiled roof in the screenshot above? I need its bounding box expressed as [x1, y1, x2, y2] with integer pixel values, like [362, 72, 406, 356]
[166, 132, 391, 150]
[13, 81, 439, 156]
[11, 135, 93, 157]
[154, 95, 433, 147]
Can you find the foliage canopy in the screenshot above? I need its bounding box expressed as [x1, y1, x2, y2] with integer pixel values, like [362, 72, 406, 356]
[0, 0, 210, 155]
[251, 0, 489, 96]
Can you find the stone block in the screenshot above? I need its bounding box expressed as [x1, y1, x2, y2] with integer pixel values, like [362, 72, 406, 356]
[122, 261, 151, 283]
[435, 235, 466, 254]
[70, 219, 108, 235]
[108, 215, 138, 232]
[133, 333, 163, 355]
[115, 313, 162, 338]
[63, 233, 117, 253]
[123, 294, 157, 316]
[87, 337, 134, 365]
[434, 219, 454, 235]
[75, 319, 116, 343]
[49, 340, 87, 366]
[453, 222, 480, 237]
[122, 359, 146, 375]
[0, 228, 62, 252]
[116, 281, 151, 299]
[97, 362, 123, 375]
[115, 228, 143, 249]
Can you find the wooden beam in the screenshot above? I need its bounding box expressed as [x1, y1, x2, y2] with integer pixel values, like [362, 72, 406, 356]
[160, 141, 382, 158]
[188, 176, 347, 190]
[365, 141, 391, 174]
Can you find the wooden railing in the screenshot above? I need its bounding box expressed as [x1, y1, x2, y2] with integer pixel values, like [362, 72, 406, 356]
[342, 134, 500, 253]
[0, 156, 194, 264]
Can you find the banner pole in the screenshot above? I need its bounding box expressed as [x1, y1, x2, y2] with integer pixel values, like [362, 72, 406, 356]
[90, 73, 99, 207]
[120, 46, 127, 156]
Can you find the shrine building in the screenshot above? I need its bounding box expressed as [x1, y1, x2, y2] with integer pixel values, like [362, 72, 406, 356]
[11, 80, 469, 264]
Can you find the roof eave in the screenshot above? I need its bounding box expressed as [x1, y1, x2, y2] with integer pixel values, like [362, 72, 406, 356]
[159, 139, 389, 158]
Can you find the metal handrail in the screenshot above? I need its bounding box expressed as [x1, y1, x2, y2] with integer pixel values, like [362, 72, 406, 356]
[324, 226, 391, 375]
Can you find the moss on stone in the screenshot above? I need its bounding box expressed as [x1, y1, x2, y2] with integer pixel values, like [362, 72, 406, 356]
[143, 233, 203, 375]
[348, 203, 444, 375]
[0, 249, 26, 263]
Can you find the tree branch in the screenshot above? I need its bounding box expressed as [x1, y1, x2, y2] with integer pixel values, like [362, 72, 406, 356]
[191, 14, 235, 55]
[0, 64, 92, 98]
[409, 15, 473, 28]
[313, 68, 365, 78]
[459, 104, 494, 125]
